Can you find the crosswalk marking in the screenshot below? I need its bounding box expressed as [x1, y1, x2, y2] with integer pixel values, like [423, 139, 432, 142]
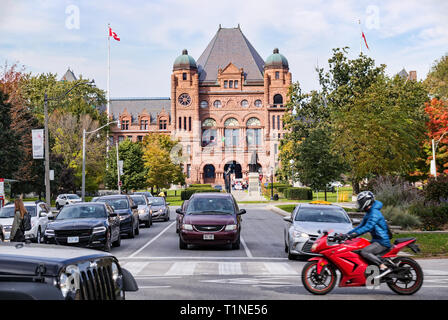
[219, 262, 243, 275]
[165, 262, 197, 276]
[263, 262, 299, 275]
[122, 262, 149, 275]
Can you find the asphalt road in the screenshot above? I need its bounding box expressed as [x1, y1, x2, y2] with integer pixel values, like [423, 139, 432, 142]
[108, 204, 448, 300]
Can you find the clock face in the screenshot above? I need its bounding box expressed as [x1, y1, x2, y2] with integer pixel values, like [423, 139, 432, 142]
[178, 93, 191, 106]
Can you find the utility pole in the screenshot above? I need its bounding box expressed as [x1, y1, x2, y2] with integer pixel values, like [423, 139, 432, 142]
[116, 140, 121, 194]
[81, 128, 87, 201]
[44, 93, 51, 207]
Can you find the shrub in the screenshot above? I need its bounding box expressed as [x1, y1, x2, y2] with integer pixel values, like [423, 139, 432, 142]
[408, 202, 448, 231]
[284, 187, 313, 200]
[180, 188, 220, 200]
[424, 175, 448, 203]
[370, 176, 423, 208]
[382, 206, 421, 230]
[189, 184, 212, 188]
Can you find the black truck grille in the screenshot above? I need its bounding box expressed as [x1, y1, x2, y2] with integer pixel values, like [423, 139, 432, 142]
[56, 229, 92, 237]
[78, 264, 116, 300]
[194, 225, 224, 232]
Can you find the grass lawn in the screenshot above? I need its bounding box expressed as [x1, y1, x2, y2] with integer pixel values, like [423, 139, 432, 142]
[393, 233, 448, 258]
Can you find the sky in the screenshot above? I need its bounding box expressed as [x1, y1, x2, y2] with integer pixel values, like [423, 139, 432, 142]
[1, 0, 447, 98]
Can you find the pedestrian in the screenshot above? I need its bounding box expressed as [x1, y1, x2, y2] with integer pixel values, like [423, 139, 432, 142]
[10, 198, 27, 242]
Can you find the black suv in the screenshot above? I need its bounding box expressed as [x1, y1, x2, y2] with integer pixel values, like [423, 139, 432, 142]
[93, 195, 140, 238]
[0, 242, 138, 300]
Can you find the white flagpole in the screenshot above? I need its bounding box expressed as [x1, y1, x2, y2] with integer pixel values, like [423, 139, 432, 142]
[107, 23, 111, 154]
[359, 19, 362, 55]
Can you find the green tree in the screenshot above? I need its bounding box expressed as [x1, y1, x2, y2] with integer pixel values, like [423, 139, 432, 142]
[104, 140, 147, 192]
[424, 54, 448, 100]
[0, 89, 21, 180]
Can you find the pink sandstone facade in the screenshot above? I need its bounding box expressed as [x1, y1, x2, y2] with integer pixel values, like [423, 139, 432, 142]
[109, 26, 291, 186]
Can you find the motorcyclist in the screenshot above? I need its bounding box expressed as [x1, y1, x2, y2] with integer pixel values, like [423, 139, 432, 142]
[346, 191, 392, 278]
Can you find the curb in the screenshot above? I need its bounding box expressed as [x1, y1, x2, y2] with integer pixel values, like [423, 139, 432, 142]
[267, 205, 289, 217]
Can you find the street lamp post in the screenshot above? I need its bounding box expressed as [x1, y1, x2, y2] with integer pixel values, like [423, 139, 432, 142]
[81, 119, 119, 201]
[270, 167, 274, 201]
[431, 130, 448, 179]
[43, 80, 94, 207]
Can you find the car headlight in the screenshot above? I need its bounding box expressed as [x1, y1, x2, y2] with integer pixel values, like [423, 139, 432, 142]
[225, 224, 237, 231]
[92, 226, 107, 234]
[138, 209, 147, 215]
[111, 261, 124, 296]
[182, 224, 193, 231]
[58, 265, 80, 299]
[292, 230, 309, 239]
[45, 229, 55, 236]
[159, 209, 164, 213]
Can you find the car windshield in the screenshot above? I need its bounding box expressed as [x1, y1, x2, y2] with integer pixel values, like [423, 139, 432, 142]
[67, 195, 80, 200]
[56, 205, 107, 220]
[148, 197, 164, 206]
[0, 206, 37, 218]
[95, 198, 129, 210]
[295, 207, 350, 223]
[186, 197, 234, 215]
[130, 196, 146, 205]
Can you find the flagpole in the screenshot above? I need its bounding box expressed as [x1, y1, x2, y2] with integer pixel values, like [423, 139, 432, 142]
[107, 23, 111, 155]
[359, 19, 362, 55]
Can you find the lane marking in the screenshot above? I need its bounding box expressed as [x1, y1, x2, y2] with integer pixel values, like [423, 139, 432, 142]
[137, 286, 171, 289]
[165, 262, 197, 276]
[219, 262, 243, 275]
[240, 235, 253, 258]
[127, 221, 176, 258]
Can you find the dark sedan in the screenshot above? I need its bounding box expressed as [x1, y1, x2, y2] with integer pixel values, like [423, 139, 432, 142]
[44, 202, 121, 252]
[177, 193, 245, 250]
[148, 197, 170, 222]
[93, 195, 140, 238]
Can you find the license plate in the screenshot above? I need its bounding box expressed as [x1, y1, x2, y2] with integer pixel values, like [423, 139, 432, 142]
[67, 236, 79, 243]
[203, 234, 214, 240]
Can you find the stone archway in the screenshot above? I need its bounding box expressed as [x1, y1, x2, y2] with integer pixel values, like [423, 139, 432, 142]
[224, 161, 242, 179]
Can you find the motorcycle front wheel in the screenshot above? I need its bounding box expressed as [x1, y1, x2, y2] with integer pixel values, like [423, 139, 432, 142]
[387, 257, 424, 295]
[302, 261, 337, 295]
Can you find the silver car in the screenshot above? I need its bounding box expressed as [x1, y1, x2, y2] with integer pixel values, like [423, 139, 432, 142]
[0, 201, 52, 243]
[55, 194, 82, 210]
[283, 203, 354, 260]
[129, 195, 152, 228]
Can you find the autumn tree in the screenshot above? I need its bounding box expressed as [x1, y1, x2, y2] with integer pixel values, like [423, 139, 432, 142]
[424, 54, 448, 100]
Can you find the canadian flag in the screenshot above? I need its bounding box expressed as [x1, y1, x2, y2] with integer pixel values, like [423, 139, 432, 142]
[109, 26, 120, 41]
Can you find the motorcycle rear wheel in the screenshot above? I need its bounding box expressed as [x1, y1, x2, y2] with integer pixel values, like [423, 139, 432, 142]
[302, 261, 337, 295]
[386, 257, 424, 295]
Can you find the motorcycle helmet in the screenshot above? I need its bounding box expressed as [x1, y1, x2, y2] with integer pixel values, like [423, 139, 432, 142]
[356, 191, 375, 212]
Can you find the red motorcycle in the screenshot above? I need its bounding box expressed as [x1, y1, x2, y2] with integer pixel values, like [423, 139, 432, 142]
[301, 232, 424, 295]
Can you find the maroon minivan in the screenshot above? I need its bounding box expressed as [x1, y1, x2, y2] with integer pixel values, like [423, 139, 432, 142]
[176, 193, 246, 250]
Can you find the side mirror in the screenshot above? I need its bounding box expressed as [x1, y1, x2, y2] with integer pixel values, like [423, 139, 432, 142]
[237, 209, 246, 215]
[283, 216, 292, 223]
[176, 208, 184, 215]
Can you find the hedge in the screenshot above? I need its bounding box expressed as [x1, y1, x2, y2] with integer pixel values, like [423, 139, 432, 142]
[284, 187, 313, 200]
[408, 202, 448, 231]
[180, 188, 220, 200]
[189, 184, 212, 188]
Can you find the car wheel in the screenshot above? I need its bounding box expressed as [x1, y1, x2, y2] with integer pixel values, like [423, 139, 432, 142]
[36, 228, 42, 244]
[135, 220, 140, 235]
[112, 232, 121, 247]
[288, 247, 296, 260]
[179, 236, 187, 250]
[144, 218, 150, 228]
[103, 231, 111, 252]
[232, 236, 241, 250]
[128, 221, 135, 239]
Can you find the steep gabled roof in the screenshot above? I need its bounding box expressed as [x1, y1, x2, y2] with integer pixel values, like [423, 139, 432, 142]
[197, 26, 265, 84]
[60, 68, 77, 82]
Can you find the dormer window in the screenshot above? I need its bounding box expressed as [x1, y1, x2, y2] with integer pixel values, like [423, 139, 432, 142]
[229, 80, 233, 88]
[224, 80, 228, 88]
[234, 80, 238, 88]
[275, 71, 280, 79]
[183, 73, 187, 80]
[121, 120, 129, 130]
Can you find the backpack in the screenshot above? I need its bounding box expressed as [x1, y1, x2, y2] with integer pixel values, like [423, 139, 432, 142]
[21, 211, 32, 231]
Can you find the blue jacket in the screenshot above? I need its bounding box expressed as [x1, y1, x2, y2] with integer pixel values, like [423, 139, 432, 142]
[349, 200, 391, 248]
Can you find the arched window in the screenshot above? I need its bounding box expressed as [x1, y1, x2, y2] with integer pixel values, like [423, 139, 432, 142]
[273, 94, 283, 106]
[202, 118, 217, 127]
[204, 164, 216, 179]
[224, 118, 239, 147]
[224, 118, 239, 127]
[202, 118, 217, 147]
[247, 117, 261, 126]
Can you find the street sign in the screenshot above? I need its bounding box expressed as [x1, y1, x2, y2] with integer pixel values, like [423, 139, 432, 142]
[118, 160, 124, 175]
[32, 129, 44, 159]
[0, 178, 4, 197]
[50, 170, 54, 181]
